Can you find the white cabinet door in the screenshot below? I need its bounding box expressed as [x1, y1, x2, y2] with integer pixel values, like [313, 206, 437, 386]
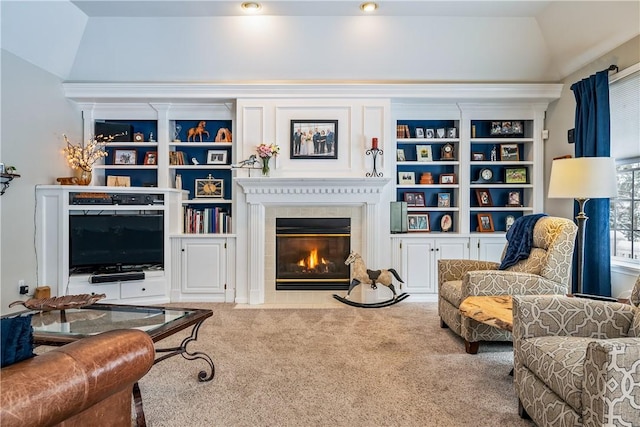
[399, 237, 469, 296]
[436, 238, 470, 262]
[402, 240, 436, 294]
[181, 239, 226, 296]
[470, 236, 506, 263]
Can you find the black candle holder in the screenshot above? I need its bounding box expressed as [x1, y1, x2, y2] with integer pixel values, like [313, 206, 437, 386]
[366, 148, 383, 177]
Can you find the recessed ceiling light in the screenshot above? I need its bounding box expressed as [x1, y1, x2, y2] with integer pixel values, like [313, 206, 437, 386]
[241, 2, 261, 12]
[360, 2, 378, 12]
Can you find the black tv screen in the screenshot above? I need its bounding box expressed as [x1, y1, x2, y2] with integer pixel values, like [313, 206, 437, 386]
[69, 214, 164, 272]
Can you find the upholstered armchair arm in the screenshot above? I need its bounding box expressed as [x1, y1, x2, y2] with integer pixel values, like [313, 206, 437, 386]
[437, 259, 500, 289]
[582, 338, 640, 427]
[462, 271, 567, 300]
[513, 295, 637, 341]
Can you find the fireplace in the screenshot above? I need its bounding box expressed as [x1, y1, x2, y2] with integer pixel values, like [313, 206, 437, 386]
[275, 218, 351, 290]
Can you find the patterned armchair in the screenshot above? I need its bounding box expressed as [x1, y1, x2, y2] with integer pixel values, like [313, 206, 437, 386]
[438, 216, 578, 353]
[513, 295, 640, 427]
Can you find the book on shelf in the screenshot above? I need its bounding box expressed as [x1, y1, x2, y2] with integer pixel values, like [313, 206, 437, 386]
[169, 151, 186, 165]
[396, 124, 411, 139]
[183, 206, 231, 234]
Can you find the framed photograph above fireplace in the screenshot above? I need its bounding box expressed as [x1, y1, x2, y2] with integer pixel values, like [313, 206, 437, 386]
[290, 120, 338, 159]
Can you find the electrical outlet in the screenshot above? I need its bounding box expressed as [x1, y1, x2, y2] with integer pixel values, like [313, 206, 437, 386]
[18, 280, 28, 295]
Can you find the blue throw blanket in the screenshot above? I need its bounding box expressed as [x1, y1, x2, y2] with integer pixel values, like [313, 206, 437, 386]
[499, 213, 548, 270]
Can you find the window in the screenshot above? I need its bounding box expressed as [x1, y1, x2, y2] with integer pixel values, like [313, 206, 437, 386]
[610, 65, 640, 265]
[611, 160, 640, 262]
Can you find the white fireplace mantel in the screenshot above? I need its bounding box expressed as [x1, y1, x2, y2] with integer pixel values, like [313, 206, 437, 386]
[235, 177, 391, 304]
[235, 177, 390, 205]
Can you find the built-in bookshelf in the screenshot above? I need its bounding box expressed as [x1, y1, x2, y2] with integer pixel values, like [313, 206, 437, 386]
[95, 120, 159, 188]
[393, 104, 546, 236]
[468, 119, 535, 233]
[169, 119, 233, 234]
[83, 105, 235, 236]
[395, 119, 461, 233]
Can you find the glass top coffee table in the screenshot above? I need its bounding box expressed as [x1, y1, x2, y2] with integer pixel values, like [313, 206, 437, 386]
[30, 303, 214, 381]
[27, 303, 214, 427]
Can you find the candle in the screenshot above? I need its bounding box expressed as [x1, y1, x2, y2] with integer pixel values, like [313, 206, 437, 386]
[372, 138, 378, 150]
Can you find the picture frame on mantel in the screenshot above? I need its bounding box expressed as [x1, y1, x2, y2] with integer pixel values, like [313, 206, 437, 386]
[290, 120, 338, 159]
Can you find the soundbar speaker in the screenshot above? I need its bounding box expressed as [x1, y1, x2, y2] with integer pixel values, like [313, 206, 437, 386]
[89, 271, 145, 284]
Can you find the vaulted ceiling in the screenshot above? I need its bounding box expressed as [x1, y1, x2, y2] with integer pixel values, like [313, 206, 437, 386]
[1, 1, 638, 83]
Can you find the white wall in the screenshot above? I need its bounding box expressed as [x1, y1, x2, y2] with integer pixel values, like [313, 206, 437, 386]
[0, 50, 79, 313]
[68, 15, 552, 82]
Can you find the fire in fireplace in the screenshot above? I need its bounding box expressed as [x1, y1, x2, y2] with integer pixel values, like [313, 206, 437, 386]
[276, 218, 351, 290]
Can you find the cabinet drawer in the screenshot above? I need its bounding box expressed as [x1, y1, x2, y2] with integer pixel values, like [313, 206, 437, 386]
[120, 279, 165, 299]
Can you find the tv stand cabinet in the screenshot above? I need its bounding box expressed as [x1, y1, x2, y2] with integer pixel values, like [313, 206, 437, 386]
[35, 185, 183, 304]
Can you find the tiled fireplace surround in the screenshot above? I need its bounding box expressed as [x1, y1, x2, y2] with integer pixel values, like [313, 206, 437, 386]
[236, 177, 390, 305]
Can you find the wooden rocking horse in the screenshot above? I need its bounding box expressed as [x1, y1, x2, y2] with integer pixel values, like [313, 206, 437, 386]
[333, 251, 409, 308]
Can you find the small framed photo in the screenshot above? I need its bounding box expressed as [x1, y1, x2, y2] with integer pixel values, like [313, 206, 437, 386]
[491, 122, 503, 135]
[143, 151, 157, 165]
[475, 189, 493, 207]
[472, 152, 485, 161]
[415, 127, 424, 138]
[403, 192, 416, 206]
[398, 172, 416, 185]
[290, 119, 338, 159]
[416, 145, 433, 162]
[396, 149, 406, 161]
[114, 149, 137, 165]
[195, 177, 224, 198]
[507, 190, 521, 206]
[439, 173, 456, 184]
[207, 150, 228, 164]
[404, 192, 425, 207]
[477, 213, 495, 232]
[106, 175, 131, 187]
[425, 128, 435, 139]
[408, 214, 430, 232]
[505, 167, 527, 184]
[500, 144, 520, 161]
[437, 192, 451, 207]
[511, 121, 524, 135]
[447, 127, 457, 138]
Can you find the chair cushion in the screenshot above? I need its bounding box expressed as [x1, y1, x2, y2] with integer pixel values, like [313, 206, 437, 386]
[0, 315, 34, 368]
[519, 335, 597, 413]
[505, 247, 546, 275]
[440, 280, 463, 307]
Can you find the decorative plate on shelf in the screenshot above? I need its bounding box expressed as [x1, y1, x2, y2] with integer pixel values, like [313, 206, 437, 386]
[8, 294, 106, 311]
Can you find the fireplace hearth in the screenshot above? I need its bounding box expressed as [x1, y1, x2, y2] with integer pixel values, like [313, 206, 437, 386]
[276, 218, 351, 291]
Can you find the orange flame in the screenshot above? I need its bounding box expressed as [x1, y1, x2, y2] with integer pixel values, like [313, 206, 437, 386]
[296, 248, 327, 270]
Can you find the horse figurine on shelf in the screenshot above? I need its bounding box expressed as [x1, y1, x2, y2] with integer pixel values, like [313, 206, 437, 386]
[333, 251, 409, 308]
[187, 121, 209, 142]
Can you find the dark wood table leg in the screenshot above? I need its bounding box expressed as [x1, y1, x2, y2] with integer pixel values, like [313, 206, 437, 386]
[465, 340, 479, 354]
[132, 382, 146, 427]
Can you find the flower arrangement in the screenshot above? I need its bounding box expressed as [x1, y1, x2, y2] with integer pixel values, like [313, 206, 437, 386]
[256, 143, 280, 176]
[62, 134, 110, 172]
[256, 143, 280, 159]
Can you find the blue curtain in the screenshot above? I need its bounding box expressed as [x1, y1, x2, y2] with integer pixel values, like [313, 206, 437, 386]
[570, 70, 612, 296]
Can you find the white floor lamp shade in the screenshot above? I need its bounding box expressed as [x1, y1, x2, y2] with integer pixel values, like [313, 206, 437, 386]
[548, 157, 617, 294]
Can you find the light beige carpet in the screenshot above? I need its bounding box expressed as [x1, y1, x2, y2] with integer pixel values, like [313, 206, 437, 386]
[137, 302, 534, 427]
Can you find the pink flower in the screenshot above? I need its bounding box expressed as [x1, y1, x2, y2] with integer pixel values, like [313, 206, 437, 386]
[256, 143, 280, 158]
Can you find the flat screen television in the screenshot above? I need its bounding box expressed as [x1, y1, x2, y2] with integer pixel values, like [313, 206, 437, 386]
[69, 214, 164, 273]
